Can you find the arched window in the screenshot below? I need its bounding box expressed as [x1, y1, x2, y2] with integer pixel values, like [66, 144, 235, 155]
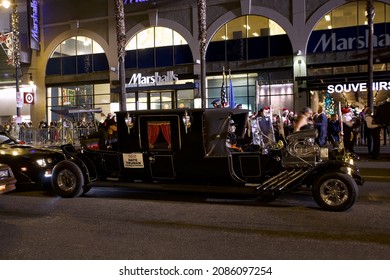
[207, 15, 291, 62]
[314, 1, 389, 31]
[125, 27, 192, 68]
[46, 36, 108, 75]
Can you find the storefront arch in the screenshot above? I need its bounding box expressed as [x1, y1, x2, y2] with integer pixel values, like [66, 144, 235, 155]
[43, 32, 112, 128]
[125, 19, 196, 67]
[302, 0, 390, 112]
[42, 30, 111, 73]
[207, 6, 294, 53]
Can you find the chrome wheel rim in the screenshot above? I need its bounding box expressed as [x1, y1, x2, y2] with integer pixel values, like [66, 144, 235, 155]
[320, 179, 349, 206]
[57, 169, 76, 191]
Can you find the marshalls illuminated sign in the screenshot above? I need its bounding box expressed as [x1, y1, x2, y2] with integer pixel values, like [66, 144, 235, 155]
[127, 71, 179, 87]
[28, 0, 40, 50]
[327, 81, 390, 93]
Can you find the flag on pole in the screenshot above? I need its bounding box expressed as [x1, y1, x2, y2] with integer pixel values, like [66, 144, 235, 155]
[228, 69, 235, 108]
[220, 67, 227, 107]
[255, 80, 259, 113]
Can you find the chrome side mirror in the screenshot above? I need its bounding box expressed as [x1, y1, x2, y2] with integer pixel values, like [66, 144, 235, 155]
[125, 113, 134, 134]
[182, 110, 191, 134]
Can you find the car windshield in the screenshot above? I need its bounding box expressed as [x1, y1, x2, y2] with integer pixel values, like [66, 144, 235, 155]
[0, 133, 18, 145]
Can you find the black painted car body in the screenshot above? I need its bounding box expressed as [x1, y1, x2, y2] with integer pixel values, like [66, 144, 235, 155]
[51, 108, 364, 211]
[0, 132, 66, 188]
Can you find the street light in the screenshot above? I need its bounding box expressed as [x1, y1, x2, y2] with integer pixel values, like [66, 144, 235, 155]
[1, 0, 10, 9]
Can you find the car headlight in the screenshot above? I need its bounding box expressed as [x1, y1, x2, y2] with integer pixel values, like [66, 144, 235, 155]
[0, 169, 9, 178]
[36, 159, 47, 167]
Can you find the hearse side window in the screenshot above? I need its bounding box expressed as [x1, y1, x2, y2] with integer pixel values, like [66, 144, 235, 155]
[147, 121, 172, 151]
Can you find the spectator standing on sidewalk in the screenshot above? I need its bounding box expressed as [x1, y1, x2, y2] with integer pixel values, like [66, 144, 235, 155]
[364, 107, 381, 159]
[314, 105, 328, 147]
[327, 113, 341, 146]
[341, 107, 356, 155]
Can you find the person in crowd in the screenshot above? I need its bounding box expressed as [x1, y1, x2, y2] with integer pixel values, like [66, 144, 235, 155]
[63, 118, 73, 144]
[211, 98, 221, 108]
[314, 105, 328, 146]
[293, 107, 313, 132]
[281, 108, 291, 137]
[327, 113, 341, 145]
[226, 120, 242, 152]
[257, 107, 274, 145]
[341, 107, 356, 155]
[364, 107, 381, 159]
[105, 113, 117, 149]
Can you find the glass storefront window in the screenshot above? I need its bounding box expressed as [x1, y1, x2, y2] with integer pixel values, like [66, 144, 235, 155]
[213, 15, 286, 42]
[61, 37, 77, 56]
[125, 27, 192, 67]
[173, 32, 186, 45]
[138, 92, 148, 110]
[155, 27, 173, 47]
[77, 36, 92, 55]
[247, 15, 268, 38]
[127, 27, 187, 50]
[227, 16, 247, 40]
[177, 90, 194, 108]
[126, 93, 137, 110]
[47, 83, 110, 124]
[137, 29, 154, 49]
[47, 36, 109, 75]
[206, 73, 293, 112]
[315, 1, 388, 31]
[211, 25, 226, 42]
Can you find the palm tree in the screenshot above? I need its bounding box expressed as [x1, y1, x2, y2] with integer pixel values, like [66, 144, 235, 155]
[114, 0, 127, 111]
[198, 0, 206, 108]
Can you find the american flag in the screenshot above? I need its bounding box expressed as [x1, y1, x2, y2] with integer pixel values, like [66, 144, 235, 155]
[221, 68, 227, 107]
[228, 69, 235, 108]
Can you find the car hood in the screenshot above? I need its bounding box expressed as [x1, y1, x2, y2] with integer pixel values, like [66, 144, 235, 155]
[0, 144, 64, 157]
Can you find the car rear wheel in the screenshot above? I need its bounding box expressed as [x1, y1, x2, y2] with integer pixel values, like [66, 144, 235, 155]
[51, 161, 85, 198]
[312, 172, 358, 211]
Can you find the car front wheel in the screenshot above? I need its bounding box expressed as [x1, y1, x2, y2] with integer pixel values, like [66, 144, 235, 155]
[51, 161, 85, 198]
[312, 172, 358, 211]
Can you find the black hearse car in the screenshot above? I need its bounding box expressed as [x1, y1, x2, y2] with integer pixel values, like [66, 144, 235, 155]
[50, 108, 363, 211]
[0, 131, 66, 188]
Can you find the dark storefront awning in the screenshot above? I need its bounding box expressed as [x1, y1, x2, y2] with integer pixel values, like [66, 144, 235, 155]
[295, 71, 390, 105]
[296, 71, 390, 90]
[111, 82, 198, 93]
[50, 107, 103, 117]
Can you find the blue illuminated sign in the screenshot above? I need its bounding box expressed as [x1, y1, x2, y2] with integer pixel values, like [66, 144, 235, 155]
[308, 23, 390, 53]
[29, 0, 40, 50]
[124, 0, 148, 4]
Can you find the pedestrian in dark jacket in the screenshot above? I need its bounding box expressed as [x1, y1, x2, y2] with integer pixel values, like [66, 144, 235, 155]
[315, 105, 328, 146]
[364, 107, 381, 159]
[327, 113, 341, 145]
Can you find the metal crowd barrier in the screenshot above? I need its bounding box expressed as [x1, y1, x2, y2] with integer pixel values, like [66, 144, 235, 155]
[17, 127, 97, 146]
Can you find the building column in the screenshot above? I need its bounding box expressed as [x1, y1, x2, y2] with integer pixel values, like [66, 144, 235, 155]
[291, 0, 310, 112]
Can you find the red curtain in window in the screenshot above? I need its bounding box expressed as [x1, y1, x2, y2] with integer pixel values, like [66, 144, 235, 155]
[160, 123, 171, 148]
[148, 123, 161, 148]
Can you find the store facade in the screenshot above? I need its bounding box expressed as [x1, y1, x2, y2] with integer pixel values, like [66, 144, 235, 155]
[1, 0, 390, 126]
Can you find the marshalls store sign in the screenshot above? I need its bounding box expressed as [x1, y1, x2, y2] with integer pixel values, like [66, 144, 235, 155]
[127, 71, 179, 87]
[308, 23, 390, 53]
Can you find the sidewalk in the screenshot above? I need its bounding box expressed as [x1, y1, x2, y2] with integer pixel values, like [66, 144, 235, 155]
[353, 145, 390, 169]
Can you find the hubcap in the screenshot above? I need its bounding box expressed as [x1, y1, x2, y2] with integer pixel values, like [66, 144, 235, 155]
[320, 179, 349, 206]
[57, 169, 76, 191]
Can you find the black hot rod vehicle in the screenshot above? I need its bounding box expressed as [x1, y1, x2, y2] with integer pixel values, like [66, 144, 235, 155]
[50, 108, 363, 211]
